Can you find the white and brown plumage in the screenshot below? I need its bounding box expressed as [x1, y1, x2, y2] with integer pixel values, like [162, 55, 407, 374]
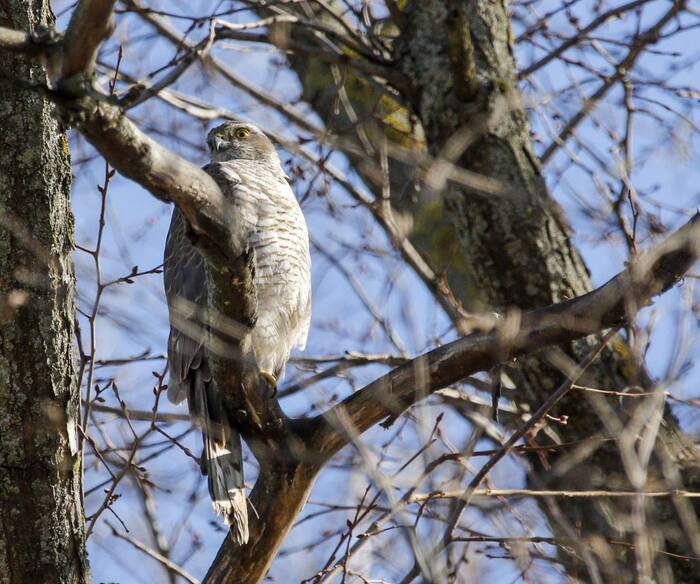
[164, 122, 311, 544]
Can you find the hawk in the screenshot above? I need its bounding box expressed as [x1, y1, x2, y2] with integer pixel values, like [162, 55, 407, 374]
[163, 122, 312, 544]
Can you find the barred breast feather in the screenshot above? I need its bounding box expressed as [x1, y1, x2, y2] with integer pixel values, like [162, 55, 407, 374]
[205, 159, 312, 378]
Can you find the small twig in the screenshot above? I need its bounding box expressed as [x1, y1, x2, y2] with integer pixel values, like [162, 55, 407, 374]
[106, 521, 201, 584]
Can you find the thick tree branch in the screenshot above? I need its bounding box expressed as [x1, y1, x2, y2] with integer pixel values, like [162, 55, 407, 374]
[310, 215, 700, 458]
[203, 465, 317, 584]
[203, 215, 700, 584]
[73, 99, 228, 242]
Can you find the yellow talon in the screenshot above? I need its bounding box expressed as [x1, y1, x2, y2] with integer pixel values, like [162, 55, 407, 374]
[260, 371, 278, 395]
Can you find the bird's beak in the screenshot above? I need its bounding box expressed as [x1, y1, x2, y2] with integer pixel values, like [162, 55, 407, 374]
[213, 136, 229, 152]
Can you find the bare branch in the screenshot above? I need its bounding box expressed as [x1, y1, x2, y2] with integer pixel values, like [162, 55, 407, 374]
[518, 0, 652, 79]
[310, 214, 700, 458]
[73, 99, 230, 246]
[540, 0, 686, 163]
[61, 0, 117, 81]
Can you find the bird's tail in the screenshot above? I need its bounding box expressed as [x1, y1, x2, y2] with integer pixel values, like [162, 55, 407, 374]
[203, 425, 249, 544]
[190, 367, 249, 544]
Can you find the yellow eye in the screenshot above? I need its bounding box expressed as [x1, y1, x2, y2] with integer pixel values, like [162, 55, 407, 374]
[235, 128, 250, 139]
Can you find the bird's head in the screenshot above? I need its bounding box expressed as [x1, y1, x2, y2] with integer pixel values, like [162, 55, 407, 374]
[206, 121, 280, 164]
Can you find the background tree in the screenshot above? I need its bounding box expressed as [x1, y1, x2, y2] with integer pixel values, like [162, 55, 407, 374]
[0, 0, 699, 583]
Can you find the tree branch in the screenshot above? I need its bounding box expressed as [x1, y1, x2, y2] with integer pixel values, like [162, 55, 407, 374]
[60, 0, 116, 81]
[206, 214, 699, 584]
[73, 98, 229, 244]
[517, 0, 651, 79]
[203, 465, 318, 584]
[309, 214, 700, 458]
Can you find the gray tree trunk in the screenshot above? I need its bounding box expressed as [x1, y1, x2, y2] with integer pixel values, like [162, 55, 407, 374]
[0, 2, 87, 583]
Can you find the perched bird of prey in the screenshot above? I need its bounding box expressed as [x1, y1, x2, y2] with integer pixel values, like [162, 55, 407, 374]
[163, 121, 312, 544]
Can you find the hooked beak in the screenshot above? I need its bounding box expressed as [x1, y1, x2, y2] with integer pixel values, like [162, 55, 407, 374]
[213, 136, 229, 152]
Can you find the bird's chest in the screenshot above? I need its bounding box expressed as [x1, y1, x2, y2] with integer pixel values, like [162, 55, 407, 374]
[251, 214, 305, 283]
[228, 163, 308, 295]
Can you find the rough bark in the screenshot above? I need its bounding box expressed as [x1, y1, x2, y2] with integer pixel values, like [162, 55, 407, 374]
[397, 0, 700, 581]
[0, 1, 87, 583]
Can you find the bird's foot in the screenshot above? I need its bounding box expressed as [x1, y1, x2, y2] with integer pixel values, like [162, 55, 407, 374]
[260, 371, 278, 398]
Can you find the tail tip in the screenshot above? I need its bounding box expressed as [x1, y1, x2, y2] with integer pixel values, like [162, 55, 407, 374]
[213, 491, 249, 545]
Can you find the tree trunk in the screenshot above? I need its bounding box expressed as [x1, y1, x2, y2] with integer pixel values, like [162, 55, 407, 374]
[0, 2, 87, 583]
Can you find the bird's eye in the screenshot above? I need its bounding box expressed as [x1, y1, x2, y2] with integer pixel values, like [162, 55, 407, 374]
[235, 128, 250, 139]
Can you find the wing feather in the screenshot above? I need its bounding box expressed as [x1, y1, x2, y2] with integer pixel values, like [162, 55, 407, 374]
[164, 164, 250, 542]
